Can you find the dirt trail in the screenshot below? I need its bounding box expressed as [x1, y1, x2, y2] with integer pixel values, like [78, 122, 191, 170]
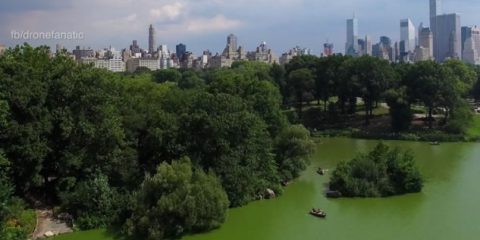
[32, 209, 72, 239]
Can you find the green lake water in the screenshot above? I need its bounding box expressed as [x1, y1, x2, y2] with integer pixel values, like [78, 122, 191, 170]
[183, 138, 480, 240]
[55, 138, 480, 240]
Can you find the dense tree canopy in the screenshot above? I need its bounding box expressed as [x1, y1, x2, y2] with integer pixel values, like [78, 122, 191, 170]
[0, 45, 314, 239]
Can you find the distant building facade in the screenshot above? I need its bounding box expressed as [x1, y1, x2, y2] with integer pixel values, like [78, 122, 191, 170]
[434, 13, 461, 62]
[416, 25, 434, 61]
[463, 37, 479, 65]
[280, 46, 311, 64]
[247, 42, 277, 64]
[73, 46, 95, 61]
[323, 43, 334, 57]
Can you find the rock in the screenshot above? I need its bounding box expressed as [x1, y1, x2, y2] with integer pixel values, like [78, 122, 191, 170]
[326, 190, 342, 198]
[44, 231, 55, 237]
[265, 188, 276, 199]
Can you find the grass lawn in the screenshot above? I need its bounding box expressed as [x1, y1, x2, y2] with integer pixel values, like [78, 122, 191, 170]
[53, 229, 114, 240]
[467, 115, 480, 138]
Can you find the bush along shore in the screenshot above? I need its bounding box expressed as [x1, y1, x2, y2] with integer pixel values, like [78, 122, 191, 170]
[329, 143, 423, 198]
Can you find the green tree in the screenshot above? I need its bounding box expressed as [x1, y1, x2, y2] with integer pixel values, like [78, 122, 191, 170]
[287, 68, 315, 119]
[179, 70, 205, 89]
[60, 172, 116, 230]
[315, 55, 347, 111]
[384, 87, 413, 132]
[405, 61, 445, 128]
[444, 100, 474, 134]
[343, 56, 396, 125]
[153, 69, 182, 83]
[270, 63, 288, 105]
[473, 76, 480, 101]
[163, 91, 280, 206]
[125, 158, 229, 240]
[0, 44, 52, 193]
[275, 125, 315, 180]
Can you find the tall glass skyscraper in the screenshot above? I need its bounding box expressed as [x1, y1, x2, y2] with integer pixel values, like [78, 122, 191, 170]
[346, 17, 359, 56]
[400, 18, 416, 54]
[176, 43, 187, 60]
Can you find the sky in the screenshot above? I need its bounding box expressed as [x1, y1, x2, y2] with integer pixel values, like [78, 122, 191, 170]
[0, 0, 479, 55]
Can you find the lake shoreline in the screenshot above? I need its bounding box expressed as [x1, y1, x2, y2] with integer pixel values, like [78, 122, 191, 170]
[311, 128, 480, 143]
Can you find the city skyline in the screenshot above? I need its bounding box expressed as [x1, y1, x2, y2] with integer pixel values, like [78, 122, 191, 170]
[1, 0, 480, 55]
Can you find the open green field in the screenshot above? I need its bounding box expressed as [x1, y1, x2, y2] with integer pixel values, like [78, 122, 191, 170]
[52, 229, 113, 240]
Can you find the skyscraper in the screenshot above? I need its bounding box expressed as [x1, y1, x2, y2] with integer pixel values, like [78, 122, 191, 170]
[471, 26, 480, 57]
[365, 35, 373, 56]
[418, 26, 434, 59]
[148, 24, 156, 54]
[227, 34, 238, 53]
[430, 0, 442, 61]
[435, 13, 461, 62]
[463, 37, 478, 65]
[357, 38, 365, 56]
[400, 19, 416, 53]
[462, 26, 473, 53]
[346, 17, 359, 56]
[429, 0, 442, 27]
[176, 43, 187, 60]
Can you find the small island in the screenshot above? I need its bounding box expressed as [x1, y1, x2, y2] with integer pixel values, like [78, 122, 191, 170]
[329, 143, 423, 198]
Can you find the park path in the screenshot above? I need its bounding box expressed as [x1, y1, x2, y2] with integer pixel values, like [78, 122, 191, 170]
[32, 209, 72, 239]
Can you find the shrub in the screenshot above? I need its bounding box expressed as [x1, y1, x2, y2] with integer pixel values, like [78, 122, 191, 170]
[329, 143, 423, 197]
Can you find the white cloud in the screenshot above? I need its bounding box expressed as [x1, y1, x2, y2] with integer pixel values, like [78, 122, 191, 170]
[150, 3, 185, 21]
[184, 15, 243, 33]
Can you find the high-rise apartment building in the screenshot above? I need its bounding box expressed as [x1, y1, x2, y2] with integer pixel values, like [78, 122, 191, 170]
[346, 17, 359, 56]
[417, 26, 434, 60]
[463, 37, 479, 65]
[471, 26, 480, 57]
[222, 34, 245, 60]
[435, 13, 461, 62]
[227, 34, 238, 53]
[364, 35, 373, 56]
[461, 26, 480, 59]
[148, 24, 156, 54]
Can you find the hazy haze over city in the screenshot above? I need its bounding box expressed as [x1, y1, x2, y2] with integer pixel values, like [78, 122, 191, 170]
[1, 0, 479, 54]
